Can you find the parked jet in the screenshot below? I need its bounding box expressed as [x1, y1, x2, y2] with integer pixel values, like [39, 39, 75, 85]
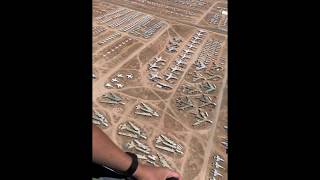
[215, 155, 225, 162]
[197, 94, 216, 108]
[101, 93, 125, 105]
[156, 81, 173, 89]
[183, 49, 194, 54]
[176, 96, 194, 110]
[173, 37, 182, 43]
[192, 36, 201, 41]
[187, 44, 196, 49]
[154, 56, 166, 64]
[200, 81, 217, 93]
[170, 66, 183, 73]
[215, 162, 225, 169]
[213, 169, 223, 177]
[190, 39, 200, 44]
[135, 102, 159, 117]
[164, 72, 178, 81]
[179, 53, 191, 60]
[149, 72, 162, 81]
[194, 60, 206, 70]
[105, 83, 113, 88]
[115, 83, 124, 88]
[191, 108, 213, 126]
[166, 46, 177, 53]
[168, 40, 179, 47]
[148, 62, 160, 70]
[175, 59, 187, 67]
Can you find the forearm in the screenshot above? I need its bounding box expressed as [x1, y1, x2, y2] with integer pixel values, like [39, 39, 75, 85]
[92, 125, 132, 172]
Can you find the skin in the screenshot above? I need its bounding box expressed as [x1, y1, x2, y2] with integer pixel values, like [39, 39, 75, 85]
[93, 125, 182, 180]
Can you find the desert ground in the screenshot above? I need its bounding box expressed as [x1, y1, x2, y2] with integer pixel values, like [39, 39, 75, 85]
[93, 0, 228, 179]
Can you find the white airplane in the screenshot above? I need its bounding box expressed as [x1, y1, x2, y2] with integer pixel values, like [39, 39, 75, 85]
[164, 72, 178, 81]
[215, 155, 225, 162]
[187, 44, 196, 49]
[198, 94, 216, 108]
[192, 36, 201, 41]
[170, 66, 183, 73]
[166, 46, 177, 53]
[148, 62, 160, 70]
[135, 102, 159, 117]
[190, 39, 200, 44]
[200, 81, 217, 93]
[93, 73, 96, 79]
[111, 78, 119, 83]
[127, 74, 133, 79]
[149, 72, 162, 81]
[168, 41, 179, 47]
[191, 108, 213, 126]
[101, 93, 125, 105]
[105, 83, 113, 88]
[215, 162, 225, 169]
[154, 56, 166, 64]
[175, 59, 187, 67]
[179, 53, 191, 60]
[176, 96, 194, 110]
[116, 74, 124, 78]
[198, 29, 207, 34]
[173, 37, 182, 43]
[213, 169, 223, 177]
[183, 49, 194, 54]
[194, 61, 206, 70]
[156, 81, 173, 89]
[115, 83, 124, 88]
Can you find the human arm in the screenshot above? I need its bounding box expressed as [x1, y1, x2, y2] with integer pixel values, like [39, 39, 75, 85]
[92, 125, 182, 180]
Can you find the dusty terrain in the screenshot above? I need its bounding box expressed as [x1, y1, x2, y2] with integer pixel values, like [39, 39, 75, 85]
[93, 0, 228, 179]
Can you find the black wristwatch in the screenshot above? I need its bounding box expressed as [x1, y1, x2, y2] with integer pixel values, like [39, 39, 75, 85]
[122, 152, 139, 177]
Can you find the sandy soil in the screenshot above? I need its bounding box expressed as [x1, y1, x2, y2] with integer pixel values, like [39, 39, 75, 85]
[93, 0, 228, 179]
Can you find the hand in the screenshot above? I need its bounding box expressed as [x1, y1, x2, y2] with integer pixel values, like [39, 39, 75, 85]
[133, 163, 182, 180]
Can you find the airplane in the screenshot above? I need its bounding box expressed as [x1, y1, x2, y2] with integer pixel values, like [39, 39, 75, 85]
[215, 155, 225, 162]
[221, 141, 228, 148]
[175, 59, 187, 67]
[187, 43, 196, 49]
[173, 36, 182, 43]
[179, 53, 191, 60]
[157, 153, 172, 169]
[224, 126, 228, 130]
[149, 72, 162, 81]
[168, 40, 179, 47]
[92, 110, 108, 127]
[198, 29, 207, 33]
[200, 81, 217, 93]
[148, 62, 160, 70]
[93, 73, 96, 79]
[156, 81, 173, 89]
[164, 72, 178, 81]
[176, 96, 194, 110]
[213, 169, 223, 177]
[191, 108, 213, 126]
[192, 71, 206, 82]
[181, 84, 200, 94]
[126, 74, 133, 79]
[115, 83, 124, 88]
[192, 36, 201, 41]
[190, 39, 200, 44]
[197, 94, 216, 108]
[183, 49, 194, 54]
[170, 66, 183, 73]
[116, 74, 124, 78]
[209, 177, 216, 180]
[154, 56, 166, 64]
[111, 78, 119, 83]
[101, 93, 125, 105]
[135, 102, 159, 117]
[166, 46, 177, 53]
[194, 60, 206, 70]
[105, 83, 113, 88]
[215, 162, 225, 169]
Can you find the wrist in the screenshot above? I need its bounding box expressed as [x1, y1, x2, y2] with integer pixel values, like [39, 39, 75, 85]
[133, 163, 144, 179]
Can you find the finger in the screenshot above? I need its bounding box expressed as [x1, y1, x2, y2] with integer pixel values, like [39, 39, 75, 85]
[166, 170, 182, 180]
